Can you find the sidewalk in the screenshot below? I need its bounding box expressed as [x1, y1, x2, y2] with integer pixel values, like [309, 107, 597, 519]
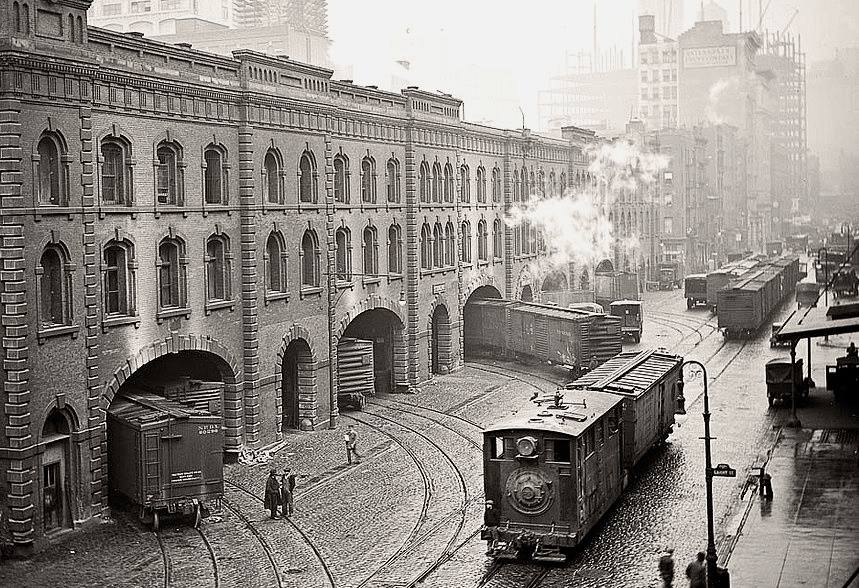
[725, 423, 859, 587]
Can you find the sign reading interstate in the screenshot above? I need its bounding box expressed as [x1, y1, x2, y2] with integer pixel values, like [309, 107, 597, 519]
[683, 45, 737, 68]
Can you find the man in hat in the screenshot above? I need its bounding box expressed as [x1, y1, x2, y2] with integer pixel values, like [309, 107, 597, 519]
[658, 548, 675, 587]
[280, 470, 295, 518]
[264, 469, 280, 519]
[346, 424, 362, 465]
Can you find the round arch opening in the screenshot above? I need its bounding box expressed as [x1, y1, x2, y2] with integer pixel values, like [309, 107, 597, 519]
[340, 308, 406, 399]
[41, 408, 76, 533]
[463, 285, 503, 359]
[281, 338, 314, 432]
[541, 271, 567, 293]
[595, 259, 614, 273]
[430, 304, 452, 375]
[520, 284, 534, 302]
[106, 350, 235, 514]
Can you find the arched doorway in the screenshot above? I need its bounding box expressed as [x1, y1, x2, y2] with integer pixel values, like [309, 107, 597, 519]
[342, 308, 406, 395]
[463, 285, 503, 359]
[282, 339, 313, 432]
[580, 268, 591, 290]
[430, 304, 452, 375]
[595, 259, 614, 273]
[541, 271, 567, 293]
[41, 409, 76, 533]
[520, 284, 534, 301]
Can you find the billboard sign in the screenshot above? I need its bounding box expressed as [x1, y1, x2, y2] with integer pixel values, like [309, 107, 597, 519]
[683, 46, 737, 68]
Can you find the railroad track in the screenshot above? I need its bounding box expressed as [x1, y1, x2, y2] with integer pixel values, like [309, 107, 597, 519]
[466, 360, 564, 394]
[222, 480, 336, 588]
[154, 523, 219, 588]
[346, 407, 473, 588]
[369, 397, 483, 449]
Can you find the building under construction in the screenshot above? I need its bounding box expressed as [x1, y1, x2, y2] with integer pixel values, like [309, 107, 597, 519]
[757, 31, 808, 221]
[233, 0, 328, 34]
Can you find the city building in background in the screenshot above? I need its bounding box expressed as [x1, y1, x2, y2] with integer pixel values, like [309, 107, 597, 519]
[88, 0, 331, 67]
[639, 0, 685, 39]
[638, 14, 679, 130]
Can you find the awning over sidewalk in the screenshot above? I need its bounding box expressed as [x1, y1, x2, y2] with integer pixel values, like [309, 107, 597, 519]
[776, 301, 859, 341]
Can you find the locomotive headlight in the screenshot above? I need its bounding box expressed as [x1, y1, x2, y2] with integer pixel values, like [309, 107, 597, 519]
[516, 436, 538, 457]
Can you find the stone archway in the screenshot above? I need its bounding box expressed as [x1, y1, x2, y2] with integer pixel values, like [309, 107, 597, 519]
[595, 259, 614, 273]
[430, 304, 452, 375]
[520, 284, 534, 301]
[40, 408, 78, 534]
[275, 324, 319, 432]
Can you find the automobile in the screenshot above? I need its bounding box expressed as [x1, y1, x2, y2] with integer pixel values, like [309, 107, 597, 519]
[609, 300, 643, 343]
[795, 282, 820, 308]
[765, 358, 809, 407]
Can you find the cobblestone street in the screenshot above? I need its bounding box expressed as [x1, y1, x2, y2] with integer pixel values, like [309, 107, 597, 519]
[2, 288, 857, 587]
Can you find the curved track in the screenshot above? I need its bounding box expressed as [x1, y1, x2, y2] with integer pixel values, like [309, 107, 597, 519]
[347, 405, 474, 587]
[154, 523, 219, 588]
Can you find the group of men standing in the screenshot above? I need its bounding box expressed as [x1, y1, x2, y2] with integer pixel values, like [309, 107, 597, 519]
[264, 469, 297, 519]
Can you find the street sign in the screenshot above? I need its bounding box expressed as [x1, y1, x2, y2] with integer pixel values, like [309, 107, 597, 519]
[711, 463, 736, 478]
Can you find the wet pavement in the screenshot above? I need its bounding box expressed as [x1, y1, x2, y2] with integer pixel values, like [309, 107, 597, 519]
[3, 287, 858, 587]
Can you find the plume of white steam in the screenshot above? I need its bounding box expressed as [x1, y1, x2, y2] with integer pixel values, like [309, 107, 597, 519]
[705, 77, 736, 125]
[507, 140, 669, 281]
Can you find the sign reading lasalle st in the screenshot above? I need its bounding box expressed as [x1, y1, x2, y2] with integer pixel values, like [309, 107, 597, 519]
[683, 45, 737, 68]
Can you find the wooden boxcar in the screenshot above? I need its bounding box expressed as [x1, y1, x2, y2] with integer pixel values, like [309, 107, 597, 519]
[465, 299, 622, 375]
[684, 274, 708, 308]
[337, 338, 375, 409]
[107, 392, 223, 530]
[482, 389, 624, 560]
[566, 349, 682, 469]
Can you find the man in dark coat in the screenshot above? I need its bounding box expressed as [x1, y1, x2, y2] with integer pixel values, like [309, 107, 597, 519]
[685, 552, 706, 588]
[264, 469, 280, 519]
[280, 470, 295, 518]
[658, 548, 675, 587]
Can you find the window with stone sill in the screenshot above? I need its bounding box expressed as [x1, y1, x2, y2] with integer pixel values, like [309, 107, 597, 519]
[100, 136, 134, 206]
[37, 243, 74, 330]
[298, 150, 318, 204]
[335, 226, 351, 281]
[203, 144, 228, 206]
[265, 231, 288, 297]
[157, 237, 187, 312]
[34, 132, 70, 207]
[388, 223, 403, 275]
[334, 153, 350, 204]
[262, 148, 284, 205]
[300, 229, 321, 287]
[205, 234, 232, 304]
[386, 158, 401, 204]
[361, 156, 376, 204]
[155, 140, 184, 206]
[103, 239, 137, 319]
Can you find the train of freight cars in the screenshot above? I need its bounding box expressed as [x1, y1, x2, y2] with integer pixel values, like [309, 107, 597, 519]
[464, 299, 623, 378]
[480, 349, 683, 561]
[716, 255, 801, 339]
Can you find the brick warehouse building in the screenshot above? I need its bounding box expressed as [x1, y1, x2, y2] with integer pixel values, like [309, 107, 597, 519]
[0, 0, 595, 552]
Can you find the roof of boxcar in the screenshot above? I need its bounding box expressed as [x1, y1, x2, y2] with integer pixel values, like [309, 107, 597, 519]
[483, 388, 621, 437]
[514, 301, 595, 320]
[566, 349, 681, 397]
[108, 391, 212, 425]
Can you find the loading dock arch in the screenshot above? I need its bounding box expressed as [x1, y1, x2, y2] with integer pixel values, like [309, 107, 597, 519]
[275, 323, 319, 432]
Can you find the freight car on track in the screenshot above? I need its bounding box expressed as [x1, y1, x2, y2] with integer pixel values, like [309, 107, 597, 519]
[482, 348, 683, 561]
[717, 255, 801, 339]
[107, 391, 224, 530]
[464, 299, 623, 377]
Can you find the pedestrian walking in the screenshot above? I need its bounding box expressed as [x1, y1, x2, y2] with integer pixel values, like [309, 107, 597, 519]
[264, 469, 280, 519]
[685, 552, 706, 588]
[483, 500, 500, 555]
[279, 471, 294, 518]
[760, 470, 773, 500]
[345, 424, 362, 465]
[658, 548, 675, 587]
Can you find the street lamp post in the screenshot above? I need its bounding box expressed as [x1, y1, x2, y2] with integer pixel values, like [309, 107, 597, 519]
[817, 247, 828, 307]
[680, 360, 718, 586]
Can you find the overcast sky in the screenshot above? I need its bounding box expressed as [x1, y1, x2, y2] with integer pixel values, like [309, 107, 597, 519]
[327, 0, 859, 130]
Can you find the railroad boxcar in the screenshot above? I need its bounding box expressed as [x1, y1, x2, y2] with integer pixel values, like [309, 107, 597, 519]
[337, 338, 375, 409]
[684, 274, 708, 308]
[566, 349, 682, 469]
[466, 299, 622, 376]
[107, 391, 224, 530]
[481, 389, 624, 561]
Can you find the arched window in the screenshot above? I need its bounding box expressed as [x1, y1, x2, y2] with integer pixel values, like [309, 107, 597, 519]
[419, 161, 430, 203]
[301, 230, 320, 287]
[299, 150, 317, 203]
[460, 221, 472, 263]
[100, 136, 132, 205]
[157, 238, 186, 310]
[362, 226, 378, 275]
[361, 156, 376, 204]
[203, 144, 228, 205]
[263, 148, 283, 205]
[335, 227, 351, 281]
[514, 225, 522, 256]
[459, 164, 470, 203]
[493, 219, 503, 259]
[560, 172, 567, 193]
[38, 244, 72, 327]
[432, 162, 443, 203]
[548, 171, 556, 197]
[334, 153, 349, 204]
[433, 223, 444, 268]
[386, 158, 400, 203]
[388, 223, 402, 274]
[477, 219, 488, 262]
[512, 170, 520, 203]
[537, 171, 545, 197]
[266, 232, 288, 294]
[205, 235, 231, 302]
[476, 166, 486, 203]
[445, 222, 456, 266]
[155, 141, 183, 206]
[492, 167, 501, 203]
[443, 163, 455, 203]
[36, 133, 66, 206]
[529, 171, 536, 198]
[103, 240, 135, 317]
[581, 268, 590, 290]
[420, 223, 432, 270]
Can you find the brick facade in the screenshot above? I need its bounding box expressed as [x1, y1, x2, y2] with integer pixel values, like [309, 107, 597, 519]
[0, 0, 592, 552]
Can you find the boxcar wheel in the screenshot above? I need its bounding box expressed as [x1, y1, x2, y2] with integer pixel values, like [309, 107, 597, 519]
[152, 510, 160, 532]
